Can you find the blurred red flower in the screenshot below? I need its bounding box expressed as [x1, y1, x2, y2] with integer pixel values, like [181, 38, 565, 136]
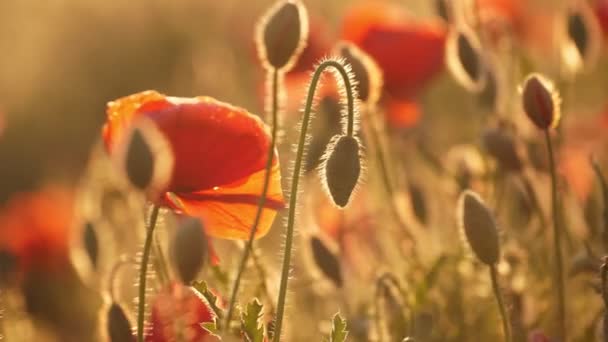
[103, 91, 284, 240]
[147, 282, 217, 342]
[341, 1, 446, 99]
[0, 185, 73, 275]
[595, 0, 608, 37]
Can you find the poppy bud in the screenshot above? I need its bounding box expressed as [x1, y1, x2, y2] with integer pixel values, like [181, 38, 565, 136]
[83, 221, 99, 270]
[125, 128, 154, 190]
[106, 302, 134, 342]
[520, 73, 561, 130]
[310, 235, 342, 287]
[457, 190, 500, 265]
[335, 41, 383, 105]
[408, 182, 428, 225]
[256, 0, 309, 71]
[446, 28, 486, 92]
[170, 217, 208, 284]
[322, 135, 361, 208]
[562, 2, 601, 74]
[481, 126, 523, 172]
[435, 0, 452, 23]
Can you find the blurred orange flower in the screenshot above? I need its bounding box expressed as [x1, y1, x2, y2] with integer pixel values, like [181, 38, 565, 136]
[341, 1, 446, 99]
[147, 282, 216, 342]
[103, 91, 285, 240]
[596, 0, 608, 37]
[0, 185, 74, 276]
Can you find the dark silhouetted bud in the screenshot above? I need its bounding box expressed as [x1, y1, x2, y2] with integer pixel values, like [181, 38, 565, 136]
[125, 128, 154, 190]
[323, 135, 361, 208]
[569, 11, 588, 57]
[408, 182, 428, 225]
[170, 217, 208, 284]
[481, 126, 523, 172]
[435, 0, 452, 23]
[107, 302, 133, 342]
[83, 222, 99, 269]
[521, 73, 561, 130]
[446, 28, 486, 92]
[562, 2, 601, 74]
[458, 190, 500, 265]
[256, 0, 309, 71]
[310, 235, 342, 287]
[335, 41, 383, 104]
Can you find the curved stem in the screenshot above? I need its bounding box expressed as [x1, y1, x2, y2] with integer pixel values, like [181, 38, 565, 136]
[545, 130, 566, 340]
[137, 205, 160, 342]
[490, 265, 512, 342]
[224, 68, 280, 330]
[273, 59, 357, 341]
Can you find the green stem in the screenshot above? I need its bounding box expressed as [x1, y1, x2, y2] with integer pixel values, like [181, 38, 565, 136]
[224, 68, 280, 329]
[545, 130, 566, 340]
[273, 59, 356, 341]
[490, 265, 512, 342]
[137, 205, 160, 342]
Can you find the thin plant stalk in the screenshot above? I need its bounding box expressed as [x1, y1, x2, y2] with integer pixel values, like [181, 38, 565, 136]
[490, 265, 512, 342]
[137, 204, 161, 342]
[224, 68, 280, 329]
[545, 130, 566, 339]
[273, 59, 356, 341]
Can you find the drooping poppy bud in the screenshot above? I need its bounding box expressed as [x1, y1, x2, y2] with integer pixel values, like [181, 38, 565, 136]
[334, 41, 383, 105]
[106, 302, 134, 342]
[457, 190, 500, 265]
[446, 27, 486, 92]
[322, 135, 361, 208]
[309, 234, 343, 287]
[562, 2, 602, 74]
[256, 0, 309, 71]
[82, 221, 99, 270]
[520, 73, 561, 130]
[114, 119, 173, 196]
[170, 217, 208, 284]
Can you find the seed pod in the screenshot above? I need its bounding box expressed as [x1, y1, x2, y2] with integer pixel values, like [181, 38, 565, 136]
[481, 126, 523, 172]
[335, 41, 383, 105]
[170, 217, 208, 284]
[323, 135, 361, 208]
[521, 73, 561, 130]
[256, 0, 309, 71]
[107, 302, 133, 342]
[310, 235, 342, 287]
[83, 221, 99, 269]
[457, 190, 500, 265]
[446, 27, 486, 92]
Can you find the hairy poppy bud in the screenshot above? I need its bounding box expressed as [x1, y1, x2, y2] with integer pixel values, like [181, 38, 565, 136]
[106, 302, 133, 342]
[256, 0, 309, 71]
[83, 221, 99, 269]
[446, 28, 486, 92]
[170, 217, 208, 284]
[521, 73, 561, 130]
[457, 190, 500, 265]
[322, 135, 361, 208]
[310, 235, 342, 287]
[335, 41, 383, 105]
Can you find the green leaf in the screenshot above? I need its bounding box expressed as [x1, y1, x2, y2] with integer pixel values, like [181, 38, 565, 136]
[192, 280, 224, 322]
[327, 313, 348, 342]
[241, 298, 265, 342]
[201, 317, 222, 339]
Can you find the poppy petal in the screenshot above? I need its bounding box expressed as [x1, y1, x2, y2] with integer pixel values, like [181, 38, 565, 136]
[165, 160, 284, 240]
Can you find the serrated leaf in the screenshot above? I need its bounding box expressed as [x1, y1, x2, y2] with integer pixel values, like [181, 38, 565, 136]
[241, 298, 265, 342]
[201, 317, 222, 339]
[327, 313, 348, 342]
[192, 280, 224, 322]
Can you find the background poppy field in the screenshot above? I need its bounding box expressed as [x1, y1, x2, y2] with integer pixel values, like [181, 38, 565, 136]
[1, 0, 608, 341]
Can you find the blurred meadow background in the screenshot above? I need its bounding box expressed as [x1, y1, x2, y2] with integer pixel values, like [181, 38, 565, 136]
[1, 0, 608, 341]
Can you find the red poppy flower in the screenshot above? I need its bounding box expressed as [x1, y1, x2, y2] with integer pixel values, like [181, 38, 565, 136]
[341, 1, 446, 99]
[0, 185, 73, 275]
[595, 0, 608, 37]
[385, 96, 422, 129]
[147, 282, 216, 342]
[103, 91, 285, 240]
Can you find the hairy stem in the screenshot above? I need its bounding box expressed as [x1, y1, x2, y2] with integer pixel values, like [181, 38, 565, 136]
[545, 130, 566, 339]
[137, 205, 160, 342]
[273, 59, 356, 341]
[490, 265, 512, 342]
[225, 68, 280, 329]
